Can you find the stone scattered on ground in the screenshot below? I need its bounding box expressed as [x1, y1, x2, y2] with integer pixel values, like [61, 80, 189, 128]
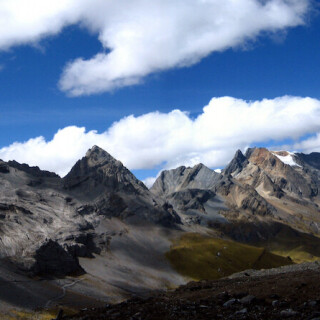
[64, 263, 320, 319]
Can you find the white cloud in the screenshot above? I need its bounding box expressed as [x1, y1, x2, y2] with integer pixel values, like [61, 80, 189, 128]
[294, 133, 320, 154]
[143, 177, 157, 189]
[0, 95, 319, 177]
[0, 0, 82, 49]
[0, 0, 311, 95]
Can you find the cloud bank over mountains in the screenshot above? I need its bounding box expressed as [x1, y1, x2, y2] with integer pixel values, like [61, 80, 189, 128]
[1, 95, 320, 177]
[0, 0, 311, 95]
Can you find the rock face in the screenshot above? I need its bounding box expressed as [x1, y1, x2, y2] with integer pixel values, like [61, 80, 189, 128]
[151, 147, 320, 237]
[223, 149, 248, 176]
[225, 148, 320, 233]
[0, 146, 180, 277]
[32, 240, 84, 276]
[63, 146, 148, 197]
[295, 152, 320, 170]
[63, 146, 180, 225]
[151, 164, 220, 197]
[150, 164, 226, 225]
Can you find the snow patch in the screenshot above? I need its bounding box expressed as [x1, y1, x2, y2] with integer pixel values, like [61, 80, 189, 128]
[272, 152, 302, 168]
[214, 168, 222, 173]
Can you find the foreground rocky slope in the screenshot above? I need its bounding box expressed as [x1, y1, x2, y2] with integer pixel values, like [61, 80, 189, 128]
[65, 262, 320, 320]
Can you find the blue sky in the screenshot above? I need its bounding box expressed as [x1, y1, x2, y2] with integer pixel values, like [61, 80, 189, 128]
[0, 0, 320, 184]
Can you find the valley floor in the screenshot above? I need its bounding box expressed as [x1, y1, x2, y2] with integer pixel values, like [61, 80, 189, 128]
[64, 262, 320, 320]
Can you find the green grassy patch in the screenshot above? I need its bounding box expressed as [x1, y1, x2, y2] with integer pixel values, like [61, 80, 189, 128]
[166, 233, 293, 281]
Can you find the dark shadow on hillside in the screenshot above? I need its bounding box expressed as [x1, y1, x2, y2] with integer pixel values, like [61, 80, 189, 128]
[211, 220, 320, 260]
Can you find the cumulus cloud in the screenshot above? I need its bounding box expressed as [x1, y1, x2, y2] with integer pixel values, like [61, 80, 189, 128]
[0, 95, 319, 177]
[0, 0, 311, 95]
[143, 177, 157, 189]
[294, 134, 320, 154]
[0, 0, 81, 49]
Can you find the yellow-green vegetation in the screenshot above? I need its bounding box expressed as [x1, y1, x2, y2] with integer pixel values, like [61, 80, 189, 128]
[267, 239, 320, 264]
[272, 248, 319, 264]
[0, 310, 55, 320]
[214, 220, 320, 264]
[254, 226, 320, 264]
[166, 233, 292, 281]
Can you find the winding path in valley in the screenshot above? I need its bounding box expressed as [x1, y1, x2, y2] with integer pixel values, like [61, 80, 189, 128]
[45, 278, 83, 308]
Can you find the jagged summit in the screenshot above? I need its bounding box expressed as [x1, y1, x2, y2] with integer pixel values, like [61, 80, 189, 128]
[63, 146, 180, 226]
[86, 144, 104, 155]
[151, 163, 223, 225]
[63, 145, 147, 196]
[223, 149, 248, 176]
[85, 145, 122, 166]
[151, 163, 219, 197]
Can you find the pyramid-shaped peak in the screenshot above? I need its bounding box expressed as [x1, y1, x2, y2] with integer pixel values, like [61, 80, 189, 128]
[192, 163, 206, 170]
[85, 145, 122, 167]
[190, 163, 217, 176]
[86, 145, 103, 155]
[63, 145, 146, 195]
[234, 149, 246, 160]
[86, 145, 111, 158]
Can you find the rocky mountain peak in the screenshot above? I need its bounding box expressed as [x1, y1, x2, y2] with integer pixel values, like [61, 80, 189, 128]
[244, 147, 257, 158]
[63, 146, 147, 196]
[85, 145, 122, 167]
[192, 163, 205, 170]
[151, 163, 219, 198]
[247, 148, 291, 170]
[230, 147, 320, 202]
[235, 149, 246, 159]
[223, 149, 248, 176]
[183, 163, 219, 186]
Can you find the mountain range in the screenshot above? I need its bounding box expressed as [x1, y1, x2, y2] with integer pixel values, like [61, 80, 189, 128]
[1, 145, 320, 316]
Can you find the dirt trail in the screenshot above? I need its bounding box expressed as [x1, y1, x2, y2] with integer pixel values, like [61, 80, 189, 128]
[45, 279, 83, 309]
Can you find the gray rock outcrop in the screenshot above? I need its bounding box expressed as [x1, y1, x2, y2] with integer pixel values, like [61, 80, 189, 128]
[0, 146, 181, 277]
